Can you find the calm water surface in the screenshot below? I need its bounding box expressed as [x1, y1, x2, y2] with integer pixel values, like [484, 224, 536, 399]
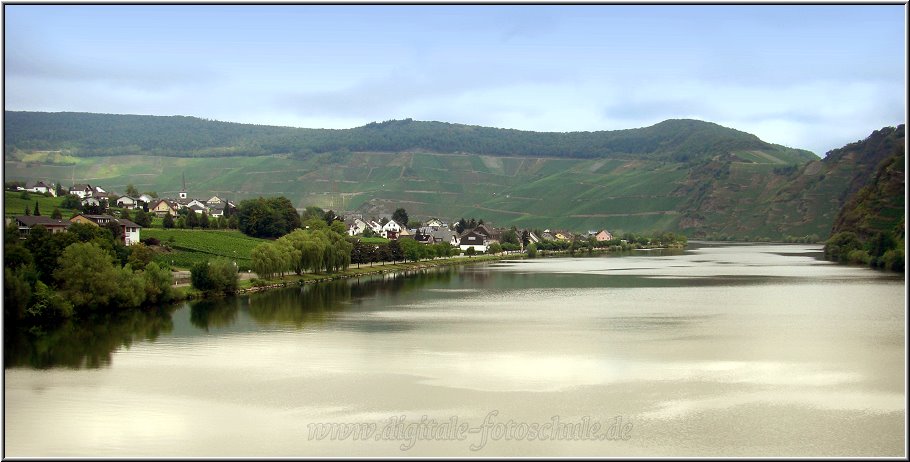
[4, 243, 905, 456]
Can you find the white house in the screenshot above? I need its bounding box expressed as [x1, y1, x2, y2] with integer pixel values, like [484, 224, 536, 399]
[116, 196, 138, 209]
[138, 193, 154, 204]
[206, 196, 223, 205]
[347, 218, 368, 236]
[18, 181, 56, 196]
[70, 214, 141, 246]
[458, 230, 488, 253]
[381, 220, 403, 239]
[81, 197, 101, 207]
[69, 184, 94, 198]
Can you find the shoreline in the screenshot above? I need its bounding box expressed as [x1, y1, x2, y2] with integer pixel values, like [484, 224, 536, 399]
[176, 243, 687, 301]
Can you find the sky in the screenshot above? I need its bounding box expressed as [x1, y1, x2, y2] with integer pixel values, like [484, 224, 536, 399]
[3, 4, 906, 156]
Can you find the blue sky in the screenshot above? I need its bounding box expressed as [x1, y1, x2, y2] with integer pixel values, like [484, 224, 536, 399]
[4, 5, 906, 156]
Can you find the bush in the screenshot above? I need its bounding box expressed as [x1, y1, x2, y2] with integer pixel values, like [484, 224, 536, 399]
[191, 258, 238, 295]
[526, 243, 537, 258]
[846, 249, 871, 265]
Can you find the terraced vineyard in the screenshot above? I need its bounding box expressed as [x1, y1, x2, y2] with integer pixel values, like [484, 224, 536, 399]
[141, 229, 267, 270]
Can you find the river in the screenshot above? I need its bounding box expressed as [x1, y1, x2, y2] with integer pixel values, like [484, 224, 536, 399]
[3, 243, 905, 456]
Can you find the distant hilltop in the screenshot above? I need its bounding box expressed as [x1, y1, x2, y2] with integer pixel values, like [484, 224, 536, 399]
[3, 111, 817, 163]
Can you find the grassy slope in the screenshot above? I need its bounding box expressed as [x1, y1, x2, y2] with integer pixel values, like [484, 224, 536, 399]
[141, 228, 267, 270]
[3, 191, 78, 218]
[5, 147, 826, 238]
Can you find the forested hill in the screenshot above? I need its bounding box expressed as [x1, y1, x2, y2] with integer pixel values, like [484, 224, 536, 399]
[4, 111, 817, 163]
[829, 125, 905, 241]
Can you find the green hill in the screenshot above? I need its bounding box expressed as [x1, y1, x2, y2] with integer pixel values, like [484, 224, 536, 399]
[4, 111, 816, 163]
[5, 111, 897, 240]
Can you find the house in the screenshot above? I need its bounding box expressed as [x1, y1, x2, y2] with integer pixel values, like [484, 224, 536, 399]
[424, 218, 445, 228]
[14, 215, 70, 236]
[540, 232, 555, 241]
[69, 184, 94, 198]
[347, 217, 368, 236]
[116, 196, 138, 209]
[206, 202, 227, 218]
[554, 231, 573, 241]
[175, 198, 206, 210]
[138, 193, 155, 204]
[17, 181, 56, 196]
[429, 228, 459, 246]
[458, 229, 488, 253]
[70, 214, 142, 246]
[206, 196, 223, 205]
[595, 230, 613, 242]
[367, 220, 383, 235]
[150, 199, 178, 217]
[381, 220, 403, 239]
[526, 231, 541, 244]
[81, 196, 102, 208]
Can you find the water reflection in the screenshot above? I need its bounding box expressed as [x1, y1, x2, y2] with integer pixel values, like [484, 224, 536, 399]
[4, 308, 174, 369]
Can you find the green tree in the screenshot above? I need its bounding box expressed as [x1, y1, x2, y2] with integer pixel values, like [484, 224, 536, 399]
[33, 201, 41, 216]
[51, 207, 62, 219]
[392, 208, 409, 227]
[141, 262, 174, 304]
[487, 242, 503, 254]
[24, 204, 30, 216]
[133, 209, 151, 228]
[125, 184, 139, 197]
[61, 194, 82, 210]
[527, 243, 538, 258]
[191, 259, 238, 295]
[126, 243, 156, 271]
[186, 211, 199, 228]
[199, 212, 210, 229]
[163, 213, 175, 229]
[465, 247, 476, 257]
[53, 242, 121, 310]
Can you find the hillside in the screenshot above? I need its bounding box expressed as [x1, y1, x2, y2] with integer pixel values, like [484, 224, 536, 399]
[5, 112, 899, 239]
[4, 111, 816, 163]
[829, 127, 905, 241]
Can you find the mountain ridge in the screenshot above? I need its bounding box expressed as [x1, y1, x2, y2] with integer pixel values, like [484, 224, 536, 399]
[3, 111, 817, 163]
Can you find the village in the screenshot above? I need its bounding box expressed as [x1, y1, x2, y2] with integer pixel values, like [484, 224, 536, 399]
[8, 178, 617, 254]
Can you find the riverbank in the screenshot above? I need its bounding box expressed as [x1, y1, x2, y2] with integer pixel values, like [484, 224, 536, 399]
[174, 243, 687, 301]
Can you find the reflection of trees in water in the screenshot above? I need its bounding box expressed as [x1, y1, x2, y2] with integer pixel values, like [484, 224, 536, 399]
[190, 298, 240, 331]
[246, 267, 460, 328]
[4, 308, 175, 369]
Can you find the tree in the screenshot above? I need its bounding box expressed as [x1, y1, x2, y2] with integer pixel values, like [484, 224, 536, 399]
[133, 209, 152, 228]
[33, 201, 41, 216]
[526, 243, 538, 258]
[163, 213, 175, 229]
[487, 242, 503, 254]
[51, 207, 62, 219]
[126, 243, 156, 271]
[120, 208, 131, 221]
[191, 259, 238, 295]
[465, 247, 476, 257]
[125, 184, 139, 197]
[55, 183, 64, 197]
[141, 262, 173, 304]
[186, 211, 199, 228]
[24, 204, 30, 216]
[392, 208, 409, 228]
[238, 196, 301, 238]
[199, 212, 210, 229]
[53, 242, 121, 310]
[61, 194, 82, 211]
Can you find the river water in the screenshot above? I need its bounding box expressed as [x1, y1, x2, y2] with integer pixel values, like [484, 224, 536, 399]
[3, 243, 905, 456]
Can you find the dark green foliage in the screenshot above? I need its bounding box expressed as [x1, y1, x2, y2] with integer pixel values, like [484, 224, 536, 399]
[163, 213, 175, 229]
[392, 208, 409, 227]
[51, 207, 62, 219]
[238, 196, 302, 238]
[133, 209, 151, 227]
[190, 258, 238, 295]
[60, 194, 82, 210]
[4, 111, 816, 163]
[33, 201, 40, 216]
